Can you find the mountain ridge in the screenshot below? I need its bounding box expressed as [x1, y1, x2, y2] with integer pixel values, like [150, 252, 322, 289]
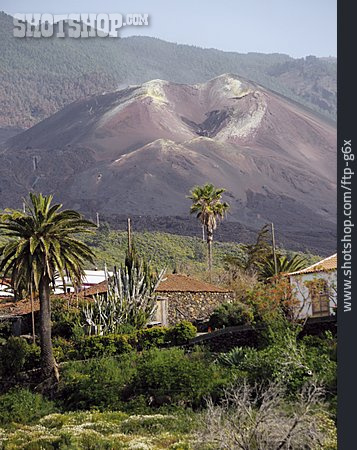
[0, 11, 336, 129]
[0, 74, 336, 254]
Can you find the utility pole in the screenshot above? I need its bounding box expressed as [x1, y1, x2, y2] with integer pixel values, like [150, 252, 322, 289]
[96, 212, 100, 228]
[127, 217, 132, 254]
[271, 222, 278, 276]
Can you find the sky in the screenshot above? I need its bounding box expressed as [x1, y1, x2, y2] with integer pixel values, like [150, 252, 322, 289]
[0, 0, 337, 58]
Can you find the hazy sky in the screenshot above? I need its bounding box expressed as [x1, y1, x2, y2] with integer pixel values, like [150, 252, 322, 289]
[1, 0, 337, 57]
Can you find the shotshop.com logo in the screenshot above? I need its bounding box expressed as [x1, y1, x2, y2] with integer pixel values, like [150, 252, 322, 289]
[13, 13, 149, 38]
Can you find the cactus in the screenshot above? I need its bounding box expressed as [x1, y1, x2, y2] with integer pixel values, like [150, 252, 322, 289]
[83, 248, 165, 334]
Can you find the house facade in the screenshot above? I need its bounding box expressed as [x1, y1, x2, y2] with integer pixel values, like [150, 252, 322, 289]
[82, 273, 235, 326]
[287, 254, 337, 318]
[0, 273, 234, 334]
[154, 274, 235, 325]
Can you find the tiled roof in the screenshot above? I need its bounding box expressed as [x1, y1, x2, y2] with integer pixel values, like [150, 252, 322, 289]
[0, 274, 230, 317]
[287, 253, 337, 276]
[82, 273, 231, 296]
[156, 274, 230, 293]
[82, 280, 108, 296]
[0, 297, 40, 317]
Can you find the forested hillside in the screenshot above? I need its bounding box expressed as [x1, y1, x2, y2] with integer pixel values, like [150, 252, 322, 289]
[0, 12, 336, 128]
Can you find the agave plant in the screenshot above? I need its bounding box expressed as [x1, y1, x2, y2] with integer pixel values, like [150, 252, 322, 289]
[83, 248, 165, 334]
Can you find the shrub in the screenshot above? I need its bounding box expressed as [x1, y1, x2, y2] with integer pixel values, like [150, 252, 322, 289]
[76, 334, 133, 359]
[167, 321, 197, 345]
[52, 319, 78, 340]
[51, 297, 84, 340]
[208, 302, 254, 329]
[131, 348, 228, 407]
[0, 320, 11, 339]
[301, 331, 337, 361]
[0, 337, 40, 377]
[218, 326, 337, 395]
[245, 277, 299, 323]
[136, 322, 196, 350]
[0, 388, 55, 425]
[59, 355, 137, 410]
[136, 326, 170, 350]
[52, 337, 77, 362]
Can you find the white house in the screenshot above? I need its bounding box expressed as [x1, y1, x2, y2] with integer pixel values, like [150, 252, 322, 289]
[0, 279, 14, 298]
[287, 254, 337, 318]
[53, 270, 112, 294]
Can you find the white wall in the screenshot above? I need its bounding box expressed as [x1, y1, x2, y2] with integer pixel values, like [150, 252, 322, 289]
[0, 283, 14, 298]
[53, 270, 112, 294]
[289, 270, 337, 318]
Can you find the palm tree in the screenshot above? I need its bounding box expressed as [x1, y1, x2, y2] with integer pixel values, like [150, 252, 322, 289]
[188, 183, 230, 279]
[258, 254, 308, 280]
[0, 193, 96, 379]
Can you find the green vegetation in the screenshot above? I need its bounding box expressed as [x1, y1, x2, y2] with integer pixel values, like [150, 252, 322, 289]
[0, 319, 197, 365]
[218, 322, 336, 396]
[83, 246, 165, 332]
[208, 302, 255, 329]
[0, 193, 96, 379]
[0, 389, 56, 426]
[0, 200, 335, 449]
[80, 225, 319, 279]
[0, 409, 198, 449]
[188, 183, 230, 278]
[0, 337, 40, 377]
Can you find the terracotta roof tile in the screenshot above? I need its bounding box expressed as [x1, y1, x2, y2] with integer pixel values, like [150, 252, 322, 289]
[82, 273, 231, 296]
[0, 274, 230, 317]
[0, 298, 40, 316]
[156, 274, 230, 293]
[287, 253, 337, 276]
[82, 280, 108, 296]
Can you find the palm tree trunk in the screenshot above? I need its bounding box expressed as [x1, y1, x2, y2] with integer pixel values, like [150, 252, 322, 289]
[207, 228, 213, 282]
[39, 276, 57, 380]
[30, 285, 36, 345]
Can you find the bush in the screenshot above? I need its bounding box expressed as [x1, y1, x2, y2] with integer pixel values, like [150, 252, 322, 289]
[136, 322, 196, 349]
[167, 321, 197, 345]
[208, 302, 254, 329]
[76, 334, 133, 359]
[136, 326, 170, 350]
[0, 320, 11, 339]
[51, 297, 84, 340]
[131, 348, 228, 407]
[59, 355, 137, 410]
[52, 337, 77, 362]
[218, 327, 337, 395]
[0, 337, 40, 377]
[0, 388, 55, 425]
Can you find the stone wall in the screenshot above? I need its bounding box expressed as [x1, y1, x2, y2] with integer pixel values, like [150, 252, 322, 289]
[159, 291, 235, 325]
